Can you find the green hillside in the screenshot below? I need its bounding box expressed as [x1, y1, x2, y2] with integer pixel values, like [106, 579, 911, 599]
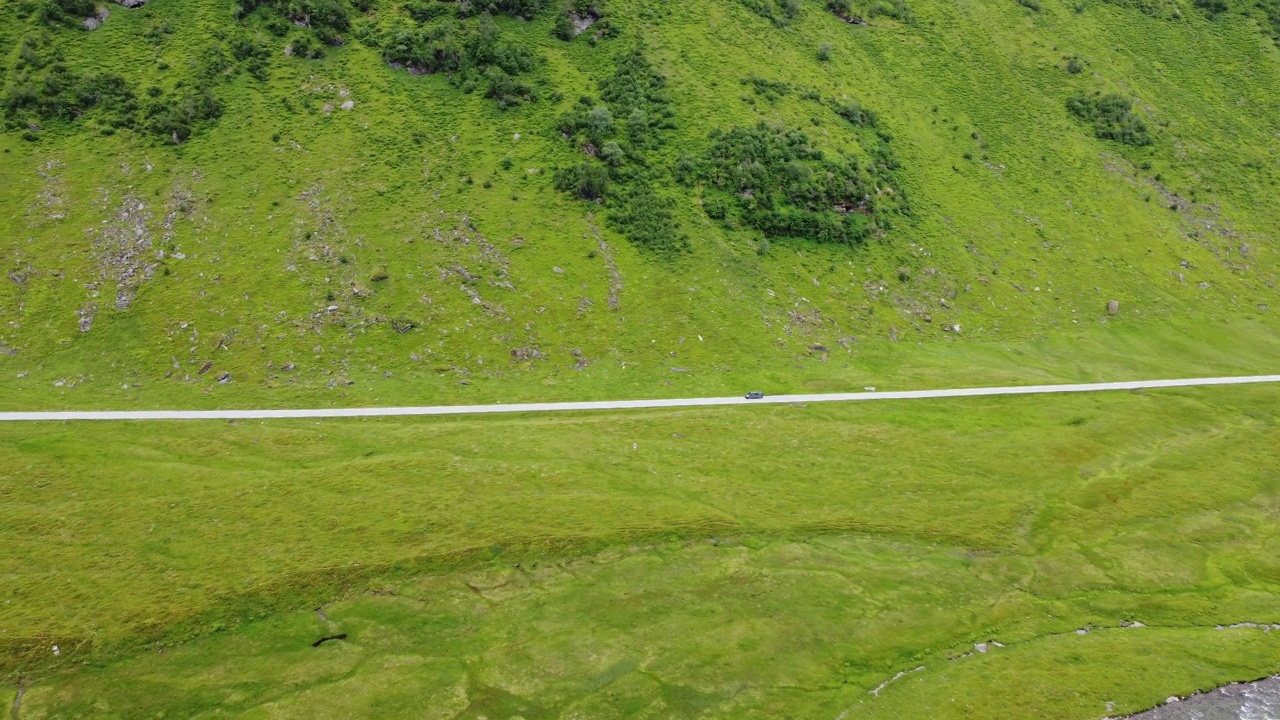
[2, 0, 1280, 716]
[1, 0, 1278, 408]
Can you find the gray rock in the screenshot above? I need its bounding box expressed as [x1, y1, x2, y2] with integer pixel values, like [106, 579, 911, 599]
[1107, 299, 1120, 315]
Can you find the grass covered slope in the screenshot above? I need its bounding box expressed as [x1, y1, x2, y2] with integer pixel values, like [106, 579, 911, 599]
[2, 384, 1280, 715]
[0, 0, 1278, 409]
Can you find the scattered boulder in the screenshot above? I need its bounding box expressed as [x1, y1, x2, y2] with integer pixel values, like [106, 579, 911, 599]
[1106, 299, 1119, 315]
[216, 371, 232, 384]
[511, 347, 544, 361]
[115, 0, 148, 7]
[198, 361, 214, 375]
[281, 362, 296, 372]
[571, 12, 598, 34]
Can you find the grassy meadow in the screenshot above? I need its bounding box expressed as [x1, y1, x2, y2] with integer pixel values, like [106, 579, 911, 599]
[3, 383, 1280, 716]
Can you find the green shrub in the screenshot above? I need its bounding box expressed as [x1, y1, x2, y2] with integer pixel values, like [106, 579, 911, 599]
[607, 181, 688, 254]
[2, 34, 139, 130]
[237, 0, 350, 33]
[468, 0, 548, 17]
[373, 11, 537, 108]
[44, 0, 96, 23]
[551, 45, 685, 254]
[484, 66, 534, 108]
[1066, 92, 1153, 146]
[695, 122, 905, 245]
[553, 12, 575, 39]
[704, 198, 727, 219]
[404, 0, 452, 22]
[739, 0, 798, 26]
[743, 76, 791, 105]
[832, 98, 878, 126]
[817, 42, 832, 61]
[289, 32, 325, 59]
[1018, 0, 1042, 10]
[146, 88, 222, 143]
[230, 32, 272, 81]
[1258, 0, 1280, 40]
[599, 140, 625, 166]
[554, 162, 610, 199]
[599, 44, 675, 136]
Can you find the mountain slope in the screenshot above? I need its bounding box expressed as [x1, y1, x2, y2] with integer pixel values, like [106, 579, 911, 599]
[0, 0, 1278, 409]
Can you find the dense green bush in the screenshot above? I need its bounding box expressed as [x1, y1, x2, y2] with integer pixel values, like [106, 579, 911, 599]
[558, 97, 615, 146]
[2, 33, 137, 129]
[37, 0, 97, 24]
[831, 98, 878, 127]
[1066, 92, 1153, 146]
[553, 12, 576, 39]
[235, 0, 351, 46]
[743, 76, 791, 105]
[236, 0, 350, 31]
[606, 181, 688, 254]
[404, 0, 453, 22]
[554, 46, 684, 255]
[2, 29, 247, 143]
[740, 0, 802, 26]
[229, 32, 273, 80]
[466, 0, 548, 18]
[598, 44, 675, 146]
[554, 161, 610, 199]
[145, 88, 222, 143]
[693, 122, 905, 244]
[373, 12, 536, 107]
[483, 65, 535, 108]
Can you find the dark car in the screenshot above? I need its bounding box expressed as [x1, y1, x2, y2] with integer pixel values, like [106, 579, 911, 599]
[745, 391, 764, 399]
